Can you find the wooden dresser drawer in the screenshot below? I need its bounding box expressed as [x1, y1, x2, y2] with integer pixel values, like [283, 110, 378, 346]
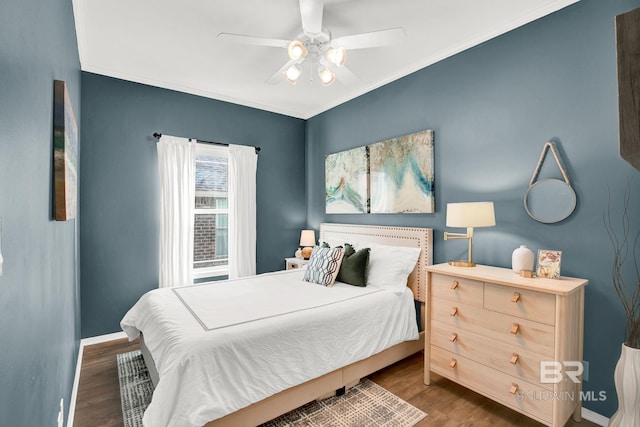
[430, 346, 553, 425]
[431, 298, 555, 357]
[431, 320, 552, 390]
[431, 273, 483, 306]
[484, 283, 556, 325]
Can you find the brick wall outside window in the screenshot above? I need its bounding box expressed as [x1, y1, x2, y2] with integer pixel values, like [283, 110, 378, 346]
[194, 148, 228, 272]
[194, 213, 227, 268]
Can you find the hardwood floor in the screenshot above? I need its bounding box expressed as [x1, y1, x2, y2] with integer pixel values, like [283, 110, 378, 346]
[73, 338, 599, 427]
[74, 338, 140, 427]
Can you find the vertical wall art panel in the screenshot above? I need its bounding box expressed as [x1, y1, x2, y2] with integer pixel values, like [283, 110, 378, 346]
[369, 129, 434, 213]
[325, 146, 370, 213]
[53, 80, 78, 220]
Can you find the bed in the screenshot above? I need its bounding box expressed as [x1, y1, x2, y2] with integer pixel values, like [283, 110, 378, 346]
[121, 223, 432, 427]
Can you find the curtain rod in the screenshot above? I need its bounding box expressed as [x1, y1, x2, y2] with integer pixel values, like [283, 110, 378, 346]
[153, 133, 261, 153]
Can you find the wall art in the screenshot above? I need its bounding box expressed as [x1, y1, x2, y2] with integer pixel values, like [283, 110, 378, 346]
[325, 129, 434, 214]
[369, 129, 434, 213]
[325, 146, 369, 213]
[53, 80, 78, 221]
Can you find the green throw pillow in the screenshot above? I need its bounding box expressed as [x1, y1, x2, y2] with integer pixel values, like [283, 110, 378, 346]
[337, 243, 370, 287]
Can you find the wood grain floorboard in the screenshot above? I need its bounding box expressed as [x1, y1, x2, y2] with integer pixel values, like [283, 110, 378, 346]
[74, 338, 139, 427]
[73, 340, 599, 427]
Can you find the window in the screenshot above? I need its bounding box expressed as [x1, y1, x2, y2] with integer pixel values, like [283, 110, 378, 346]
[194, 144, 228, 279]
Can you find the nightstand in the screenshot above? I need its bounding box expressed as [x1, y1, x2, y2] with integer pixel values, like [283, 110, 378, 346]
[285, 257, 309, 270]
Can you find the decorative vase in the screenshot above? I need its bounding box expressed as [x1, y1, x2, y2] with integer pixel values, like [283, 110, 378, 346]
[609, 343, 640, 426]
[512, 245, 534, 273]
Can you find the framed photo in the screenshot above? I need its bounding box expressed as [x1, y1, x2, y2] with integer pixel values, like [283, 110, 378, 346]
[537, 249, 562, 279]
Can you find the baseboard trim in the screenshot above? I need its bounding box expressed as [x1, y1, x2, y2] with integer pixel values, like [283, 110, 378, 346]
[66, 342, 83, 427]
[66, 331, 128, 426]
[582, 407, 609, 427]
[80, 331, 128, 346]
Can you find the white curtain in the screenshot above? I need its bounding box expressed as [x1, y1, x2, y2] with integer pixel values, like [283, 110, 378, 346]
[157, 135, 196, 288]
[228, 144, 257, 279]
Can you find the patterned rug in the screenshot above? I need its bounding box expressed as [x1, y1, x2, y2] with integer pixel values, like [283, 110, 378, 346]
[117, 350, 427, 427]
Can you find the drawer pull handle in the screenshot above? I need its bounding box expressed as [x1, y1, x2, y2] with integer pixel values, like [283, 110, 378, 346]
[510, 323, 520, 335]
[510, 353, 519, 364]
[510, 383, 518, 394]
[450, 281, 459, 290]
[449, 358, 457, 368]
[450, 333, 458, 342]
[512, 292, 521, 303]
[450, 307, 458, 317]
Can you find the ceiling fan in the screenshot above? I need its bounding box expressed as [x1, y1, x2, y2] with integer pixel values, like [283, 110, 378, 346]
[217, 0, 406, 87]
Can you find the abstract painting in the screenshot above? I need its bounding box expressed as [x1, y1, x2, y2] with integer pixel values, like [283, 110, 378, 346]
[325, 146, 369, 213]
[369, 129, 434, 213]
[53, 80, 78, 221]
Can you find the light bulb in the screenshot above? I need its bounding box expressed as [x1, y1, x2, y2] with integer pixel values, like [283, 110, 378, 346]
[318, 68, 335, 86]
[284, 64, 302, 84]
[325, 47, 346, 67]
[287, 40, 307, 61]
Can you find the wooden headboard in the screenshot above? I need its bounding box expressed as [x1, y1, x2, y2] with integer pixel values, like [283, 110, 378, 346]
[319, 223, 433, 302]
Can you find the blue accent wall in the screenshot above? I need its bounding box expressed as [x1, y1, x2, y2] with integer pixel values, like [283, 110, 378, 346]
[80, 73, 306, 337]
[306, 0, 640, 417]
[0, 0, 81, 425]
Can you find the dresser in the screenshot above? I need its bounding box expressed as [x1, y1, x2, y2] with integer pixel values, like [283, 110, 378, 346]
[424, 263, 588, 427]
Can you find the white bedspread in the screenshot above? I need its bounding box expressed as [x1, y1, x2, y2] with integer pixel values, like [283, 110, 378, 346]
[120, 269, 419, 427]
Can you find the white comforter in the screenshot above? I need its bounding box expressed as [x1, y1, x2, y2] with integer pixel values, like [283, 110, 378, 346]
[120, 269, 419, 427]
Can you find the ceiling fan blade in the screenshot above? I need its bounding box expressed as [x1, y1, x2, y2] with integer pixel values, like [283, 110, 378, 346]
[299, 0, 323, 37]
[217, 33, 289, 48]
[332, 27, 406, 50]
[266, 59, 298, 85]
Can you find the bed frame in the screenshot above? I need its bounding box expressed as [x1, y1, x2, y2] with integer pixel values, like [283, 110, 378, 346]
[141, 223, 432, 427]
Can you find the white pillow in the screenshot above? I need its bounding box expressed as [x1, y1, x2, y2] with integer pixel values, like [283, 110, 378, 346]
[366, 243, 421, 293]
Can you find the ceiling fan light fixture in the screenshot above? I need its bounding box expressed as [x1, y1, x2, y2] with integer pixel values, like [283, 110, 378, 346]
[325, 47, 346, 67]
[284, 64, 302, 84]
[287, 40, 307, 61]
[318, 67, 335, 86]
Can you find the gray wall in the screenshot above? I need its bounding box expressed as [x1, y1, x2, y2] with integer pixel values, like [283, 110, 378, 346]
[0, 0, 81, 425]
[306, 0, 640, 417]
[80, 73, 306, 337]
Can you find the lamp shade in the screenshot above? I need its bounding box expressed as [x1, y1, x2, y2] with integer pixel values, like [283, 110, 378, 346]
[318, 68, 335, 86]
[326, 47, 346, 67]
[284, 64, 302, 84]
[299, 230, 316, 247]
[446, 202, 495, 228]
[287, 40, 307, 61]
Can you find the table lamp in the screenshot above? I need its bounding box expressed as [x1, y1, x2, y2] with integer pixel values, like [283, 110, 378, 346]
[299, 230, 316, 260]
[444, 202, 495, 267]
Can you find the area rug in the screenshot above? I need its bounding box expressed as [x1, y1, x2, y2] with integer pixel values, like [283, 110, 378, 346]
[117, 350, 427, 427]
